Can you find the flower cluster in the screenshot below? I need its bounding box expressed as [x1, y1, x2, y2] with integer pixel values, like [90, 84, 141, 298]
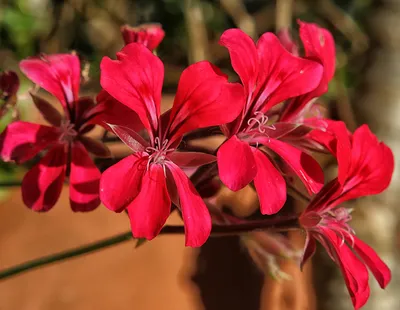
[0, 21, 394, 308]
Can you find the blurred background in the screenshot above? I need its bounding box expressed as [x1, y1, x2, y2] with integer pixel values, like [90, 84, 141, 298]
[0, 0, 399, 309]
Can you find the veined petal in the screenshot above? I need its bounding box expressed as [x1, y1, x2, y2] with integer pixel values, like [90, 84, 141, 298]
[255, 33, 323, 113]
[252, 148, 286, 215]
[168, 151, 216, 167]
[261, 137, 324, 194]
[127, 164, 171, 240]
[99, 154, 147, 212]
[217, 135, 257, 191]
[20, 54, 80, 107]
[107, 123, 147, 152]
[100, 43, 163, 135]
[30, 93, 62, 127]
[21, 145, 66, 211]
[88, 90, 144, 133]
[0, 121, 60, 163]
[167, 61, 245, 141]
[166, 162, 211, 247]
[69, 142, 101, 212]
[219, 29, 258, 94]
[79, 136, 111, 158]
[352, 236, 391, 289]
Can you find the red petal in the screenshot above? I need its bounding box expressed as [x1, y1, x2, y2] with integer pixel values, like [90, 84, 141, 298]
[217, 135, 257, 191]
[30, 93, 63, 126]
[168, 151, 216, 167]
[333, 125, 395, 207]
[166, 162, 211, 247]
[219, 29, 258, 95]
[322, 229, 370, 309]
[262, 138, 324, 194]
[167, 61, 244, 141]
[299, 20, 336, 96]
[21, 145, 66, 211]
[100, 43, 163, 135]
[277, 28, 299, 55]
[280, 21, 335, 121]
[89, 90, 144, 133]
[252, 148, 286, 215]
[121, 23, 165, 51]
[69, 142, 101, 212]
[0, 121, 60, 163]
[127, 164, 171, 240]
[99, 154, 146, 212]
[254, 33, 323, 113]
[20, 54, 80, 107]
[352, 236, 391, 289]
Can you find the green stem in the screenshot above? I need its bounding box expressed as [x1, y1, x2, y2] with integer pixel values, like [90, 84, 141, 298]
[0, 217, 299, 281]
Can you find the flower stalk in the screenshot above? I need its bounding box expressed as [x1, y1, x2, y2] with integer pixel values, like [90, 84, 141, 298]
[0, 216, 299, 281]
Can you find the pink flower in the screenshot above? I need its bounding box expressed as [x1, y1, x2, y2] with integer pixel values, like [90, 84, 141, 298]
[0, 54, 109, 212]
[299, 122, 394, 309]
[0, 70, 20, 117]
[121, 23, 165, 51]
[216, 27, 325, 215]
[99, 43, 244, 247]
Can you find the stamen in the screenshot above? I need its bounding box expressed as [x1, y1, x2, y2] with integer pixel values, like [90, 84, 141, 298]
[247, 111, 276, 134]
[144, 137, 175, 170]
[58, 120, 77, 143]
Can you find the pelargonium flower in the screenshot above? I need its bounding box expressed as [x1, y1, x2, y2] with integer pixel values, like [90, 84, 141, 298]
[99, 43, 244, 247]
[299, 122, 394, 309]
[0, 54, 110, 211]
[217, 25, 325, 215]
[121, 23, 165, 51]
[0, 71, 20, 118]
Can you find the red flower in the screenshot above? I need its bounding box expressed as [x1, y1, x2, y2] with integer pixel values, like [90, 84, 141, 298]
[99, 43, 244, 247]
[216, 27, 325, 215]
[299, 122, 394, 309]
[0, 54, 109, 212]
[121, 23, 165, 51]
[0, 71, 20, 118]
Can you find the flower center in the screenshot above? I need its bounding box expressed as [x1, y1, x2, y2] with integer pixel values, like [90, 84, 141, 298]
[247, 111, 276, 134]
[59, 120, 78, 144]
[302, 207, 355, 246]
[145, 137, 174, 168]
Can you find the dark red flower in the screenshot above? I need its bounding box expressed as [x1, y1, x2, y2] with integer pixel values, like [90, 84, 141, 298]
[216, 27, 325, 215]
[0, 71, 20, 118]
[121, 23, 165, 51]
[0, 54, 110, 212]
[99, 43, 244, 247]
[299, 122, 394, 309]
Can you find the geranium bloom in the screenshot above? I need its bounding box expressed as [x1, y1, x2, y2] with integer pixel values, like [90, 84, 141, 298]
[99, 43, 244, 246]
[217, 25, 325, 215]
[0, 71, 20, 118]
[0, 54, 110, 211]
[299, 122, 394, 309]
[121, 23, 165, 51]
